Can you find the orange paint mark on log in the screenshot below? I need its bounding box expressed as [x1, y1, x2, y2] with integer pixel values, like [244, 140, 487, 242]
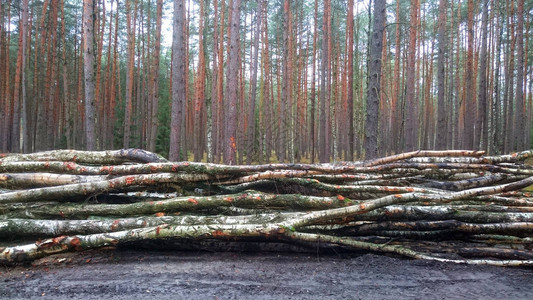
[59, 211, 65, 218]
[183, 162, 190, 166]
[188, 198, 199, 205]
[359, 203, 366, 210]
[406, 187, 415, 192]
[337, 195, 345, 201]
[44, 162, 50, 168]
[100, 166, 112, 173]
[111, 220, 120, 230]
[155, 212, 165, 217]
[80, 167, 87, 173]
[394, 194, 403, 198]
[70, 237, 81, 249]
[172, 164, 179, 171]
[224, 197, 234, 203]
[212, 230, 229, 237]
[512, 152, 518, 158]
[150, 165, 161, 172]
[125, 176, 135, 185]
[156, 226, 161, 235]
[64, 162, 76, 170]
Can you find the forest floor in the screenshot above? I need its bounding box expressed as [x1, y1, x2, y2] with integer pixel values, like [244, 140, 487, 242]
[2, 246, 533, 299]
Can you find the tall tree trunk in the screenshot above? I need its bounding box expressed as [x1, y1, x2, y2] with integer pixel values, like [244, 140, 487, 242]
[224, 0, 241, 165]
[346, 0, 354, 160]
[123, 0, 137, 149]
[319, 0, 330, 163]
[514, 0, 525, 150]
[169, 0, 186, 161]
[463, 0, 475, 149]
[193, 0, 206, 161]
[83, 0, 96, 151]
[148, 0, 163, 153]
[436, 0, 447, 150]
[503, 0, 515, 153]
[11, 19, 23, 152]
[365, 0, 386, 159]
[215, 0, 226, 163]
[404, 0, 419, 151]
[261, 0, 271, 163]
[476, 0, 489, 151]
[309, 0, 318, 163]
[246, 4, 262, 164]
[209, 0, 219, 163]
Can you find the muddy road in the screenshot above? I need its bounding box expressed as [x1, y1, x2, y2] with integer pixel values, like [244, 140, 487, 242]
[2, 248, 533, 299]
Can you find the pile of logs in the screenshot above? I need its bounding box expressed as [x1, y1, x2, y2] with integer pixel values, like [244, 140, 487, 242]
[3, 149, 533, 266]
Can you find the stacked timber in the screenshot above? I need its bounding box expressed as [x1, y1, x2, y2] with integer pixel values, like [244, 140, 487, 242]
[2, 149, 533, 266]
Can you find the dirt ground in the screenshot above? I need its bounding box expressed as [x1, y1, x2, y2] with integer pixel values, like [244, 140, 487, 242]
[2, 246, 533, 300]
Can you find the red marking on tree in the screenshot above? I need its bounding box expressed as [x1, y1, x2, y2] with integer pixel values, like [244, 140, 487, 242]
[406, 187, 415, 192]
[224, 197, 234, 203]
[394, 194, 403, 198]
[156, 226, 161, 235]
[230, 136, 237, 152]
[337, 195, 345, 201]
[172, 164, 178, 171]
[59, 211, 65, 218]
[188, 198, 199, 205]
[44, 162, 50, 168]
[155, 212, 165, 217]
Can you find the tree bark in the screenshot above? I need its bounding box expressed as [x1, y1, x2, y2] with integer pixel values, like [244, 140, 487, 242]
[364, 0, 386, 159]
[83, 0, 96, 151]
[404, 0, 419, 151]
[514, 0, 525, 151]
[224, 0, 241, 165]
[246, 4, 262, 164]
[436, 0, 447, 150]
[464, 0, 475, 150]
[169, 0, 186, 161]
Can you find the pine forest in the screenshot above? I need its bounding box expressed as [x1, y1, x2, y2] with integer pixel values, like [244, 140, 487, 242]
[1, 0, 532, 162]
